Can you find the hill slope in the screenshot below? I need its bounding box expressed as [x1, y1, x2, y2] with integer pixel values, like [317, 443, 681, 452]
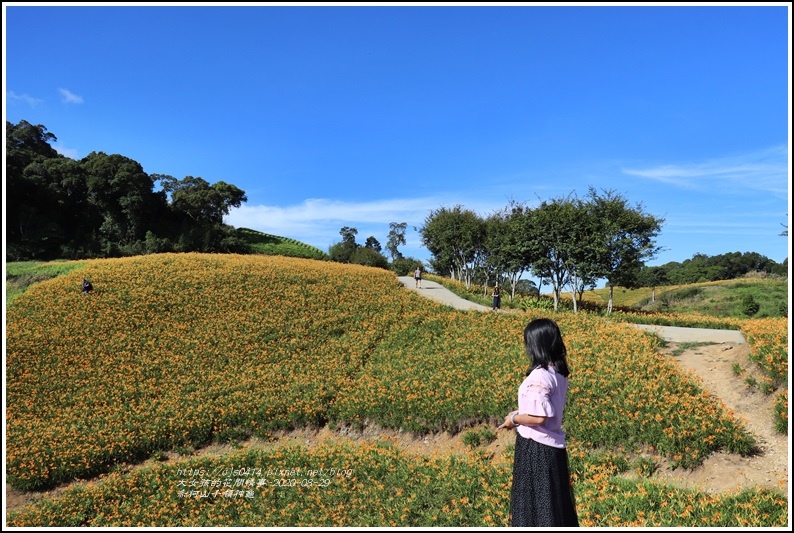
[583, 277, 788, 318]
[236, 227, 328, 260]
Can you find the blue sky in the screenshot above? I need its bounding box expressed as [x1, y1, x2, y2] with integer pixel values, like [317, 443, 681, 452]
[4, 3, 791, 276]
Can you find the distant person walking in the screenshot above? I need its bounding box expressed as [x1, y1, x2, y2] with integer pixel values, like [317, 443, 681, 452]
[414, 267, 423, 288]
[497, 318, 579, 527]
[492, 284, 501, 311]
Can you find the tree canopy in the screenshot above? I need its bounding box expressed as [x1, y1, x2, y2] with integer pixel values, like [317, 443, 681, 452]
[6, 120, 249, 260]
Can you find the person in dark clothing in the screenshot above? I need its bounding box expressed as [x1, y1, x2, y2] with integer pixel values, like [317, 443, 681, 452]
[492, 284, 501, 310]
[82, 279, 94, 295]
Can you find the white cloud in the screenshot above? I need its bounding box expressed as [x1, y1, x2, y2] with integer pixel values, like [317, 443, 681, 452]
[224, 195, 506, 255]
[7, 90, 43, 107]
[226, 197, 434, 245]
[58, 88, 84, 104]
[621, 145, 788, 196]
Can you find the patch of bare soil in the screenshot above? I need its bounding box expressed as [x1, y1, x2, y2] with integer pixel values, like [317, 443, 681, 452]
[6, 341, 789, 513]
[650, 341, 789, 495]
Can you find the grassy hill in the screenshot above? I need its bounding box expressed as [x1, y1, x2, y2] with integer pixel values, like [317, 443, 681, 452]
[5, 254, 788, 527]
[236, 227, 328, 260]
[581, 277, 788, 319]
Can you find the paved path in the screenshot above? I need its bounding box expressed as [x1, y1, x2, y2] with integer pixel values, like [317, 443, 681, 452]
[629, 324, 745, 344]
[396, 276, 746, 344]
[396, 276, 492, 311]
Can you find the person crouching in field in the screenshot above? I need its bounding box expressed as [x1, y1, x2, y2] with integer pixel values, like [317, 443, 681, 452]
[497, 318, 579, 527]
[82, 278, 94, 295]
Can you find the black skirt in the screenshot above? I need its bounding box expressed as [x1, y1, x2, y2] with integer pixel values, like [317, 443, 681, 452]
[510, 433, 579, 527]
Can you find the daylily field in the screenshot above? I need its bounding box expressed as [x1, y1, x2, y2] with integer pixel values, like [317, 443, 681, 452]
[5, 253, 789, 527]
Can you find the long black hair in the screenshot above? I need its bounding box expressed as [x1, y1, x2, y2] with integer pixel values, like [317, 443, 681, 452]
[523, 318, 570, 377]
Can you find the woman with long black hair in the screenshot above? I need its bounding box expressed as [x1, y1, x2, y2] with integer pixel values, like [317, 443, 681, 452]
[497, 318, 579, 527]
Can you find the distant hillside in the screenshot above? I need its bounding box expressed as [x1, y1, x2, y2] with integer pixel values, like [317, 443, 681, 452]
[236, 227, 328, 260]
[582, 276, 788, 319]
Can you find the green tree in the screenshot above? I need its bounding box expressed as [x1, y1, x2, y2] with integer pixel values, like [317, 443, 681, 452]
[530, 195, 582, 311]
[159, 175, 247, 225]
[351, 246, 389, 269]
[40, 156, 94, 257]
[364, 236, 382, 252]
[5, 120, 62, 259]
[390, 256, 424, 276]
[385, 222, 407, 261]
[420, 205, 485, 289]
[585, 187, 664, 314]
[635, 266, 669, 303]
[741, 294, 760, 317]
[484, 201, 540, 300]
[81, 151, 165, 252]
[329, 226, 359, 263]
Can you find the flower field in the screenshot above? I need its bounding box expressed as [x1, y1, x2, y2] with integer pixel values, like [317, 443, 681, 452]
[5, 253, 789, 527]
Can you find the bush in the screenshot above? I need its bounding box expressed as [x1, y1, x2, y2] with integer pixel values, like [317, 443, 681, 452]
[741, 294, 760, 317]
[461, 426, 497, 448]
[390, 256, 424, 276]
[516, 295, 555, 311]
[351, 247, 389, 269]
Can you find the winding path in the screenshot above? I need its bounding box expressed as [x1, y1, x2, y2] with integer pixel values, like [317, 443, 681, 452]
[396, 275, 788, 495]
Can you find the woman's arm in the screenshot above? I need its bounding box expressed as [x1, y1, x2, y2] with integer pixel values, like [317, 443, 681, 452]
[497, 410, 547, 430]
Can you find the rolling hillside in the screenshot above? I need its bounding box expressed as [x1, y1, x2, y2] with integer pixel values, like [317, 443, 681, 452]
[5, 253, 788, 527]
[236, 227, 328, 260]
[582, 277, 788, 319]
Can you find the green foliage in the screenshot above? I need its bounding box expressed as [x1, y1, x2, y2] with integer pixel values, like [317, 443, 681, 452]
[5, 260, 86, 306]
[236, 227, 328, 260]
[594, 278, 788, 319]
[351, 246, 389, 270]
[641, 251, 787, 286]
[6, 120, 253, 261]
[389, 256, 424, 276]
[420, 205, 485, 281]
[741, 294, 760, 317]
[461, 426, 497, 448]
[386, 222, 408, 261]
[773, 393, 788, 435]
[516, 294, 556, 312]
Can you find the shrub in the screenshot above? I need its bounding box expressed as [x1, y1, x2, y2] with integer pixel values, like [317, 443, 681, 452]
[390, 256, 424, 276]
[741, 294, 760, 317]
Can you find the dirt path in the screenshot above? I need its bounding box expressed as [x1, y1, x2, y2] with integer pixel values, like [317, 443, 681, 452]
[651, 341, 789, 495]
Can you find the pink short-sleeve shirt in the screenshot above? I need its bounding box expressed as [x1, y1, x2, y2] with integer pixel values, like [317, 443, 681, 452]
[516, 366, 569, 448]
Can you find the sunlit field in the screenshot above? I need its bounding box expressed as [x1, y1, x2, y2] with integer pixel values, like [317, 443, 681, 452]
[5, 253, 789, 527]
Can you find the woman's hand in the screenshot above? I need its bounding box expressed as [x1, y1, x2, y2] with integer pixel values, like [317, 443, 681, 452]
[497, 410, 518, 430]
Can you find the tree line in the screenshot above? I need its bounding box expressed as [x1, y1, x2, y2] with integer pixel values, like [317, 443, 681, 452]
[417, 194, 787, 313]
[418, 190, 669, 312]
[8, 119, 785, 303]
[6, 120, 248, 261]
[636, 251, 787, 287]
[326, 223, 424, 276]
